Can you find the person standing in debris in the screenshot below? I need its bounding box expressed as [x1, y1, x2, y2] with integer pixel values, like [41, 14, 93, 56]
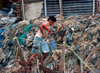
[30, 16, 56, 60]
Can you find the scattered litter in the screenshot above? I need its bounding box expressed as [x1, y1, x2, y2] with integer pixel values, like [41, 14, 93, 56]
[0, 14, 100, 73]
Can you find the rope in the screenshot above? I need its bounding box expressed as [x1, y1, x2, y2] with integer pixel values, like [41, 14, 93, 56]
[60, 43, 95, 73]
[37, 59, 40, 73]
[63, 42, 66, 73]
[0, 36, 95, 73]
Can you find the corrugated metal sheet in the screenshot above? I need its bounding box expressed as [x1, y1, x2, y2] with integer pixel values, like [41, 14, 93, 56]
[41, 0, 60, 17]
[62, 0, 97, 16]
[24, 0, 43, 3]
[41, 0, 97, 17]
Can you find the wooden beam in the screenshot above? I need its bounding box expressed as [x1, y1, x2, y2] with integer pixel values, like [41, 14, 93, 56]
[59, 0, 63, 15]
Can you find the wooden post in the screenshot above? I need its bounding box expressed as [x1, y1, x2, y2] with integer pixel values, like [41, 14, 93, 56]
[59, 0, 63, 15]
[93, 0, 95, 15]
[44, 0, 47, 16]
[81, 61, 83, 73]
[22, 0, 25, 20]
[60, 42, 65, 73]
[97, 0, 99, 12]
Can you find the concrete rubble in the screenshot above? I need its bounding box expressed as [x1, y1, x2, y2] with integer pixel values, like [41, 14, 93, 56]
[0, 14, 100, 73]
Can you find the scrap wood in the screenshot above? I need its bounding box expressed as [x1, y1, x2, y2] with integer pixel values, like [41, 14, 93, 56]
[64, 43, 95, 73]
[39, 65, 57, 73]
[15, 47, 19, 67]
[97, 48, 100, 51]
[1, 14, 100, 72]
[34, 46, 46, 67]
[10, 63, 22, 72]
[8, 30, 14, 39]
[59, 42, 66, 73]
[85, 49, 97, 63]
[16, 47, 32, 68]
[15, 38, 32, 71]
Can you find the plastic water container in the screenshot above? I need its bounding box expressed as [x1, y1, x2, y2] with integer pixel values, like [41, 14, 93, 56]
[50, 40, 57, 51]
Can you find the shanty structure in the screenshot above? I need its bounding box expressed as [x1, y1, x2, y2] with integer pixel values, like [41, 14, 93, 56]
[0, 0, 98, 19]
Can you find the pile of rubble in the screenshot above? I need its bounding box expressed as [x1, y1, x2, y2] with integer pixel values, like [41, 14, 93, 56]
[0, 14, 100, 73]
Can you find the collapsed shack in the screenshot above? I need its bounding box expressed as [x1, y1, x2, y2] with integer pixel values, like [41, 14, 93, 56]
[0, 14, 100, 73]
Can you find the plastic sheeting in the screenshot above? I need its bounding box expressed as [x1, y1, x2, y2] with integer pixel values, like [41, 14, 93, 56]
[18, 25, 31, 45]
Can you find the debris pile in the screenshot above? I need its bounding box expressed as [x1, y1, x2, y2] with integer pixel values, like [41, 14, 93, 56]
[0, 14, 100, 73]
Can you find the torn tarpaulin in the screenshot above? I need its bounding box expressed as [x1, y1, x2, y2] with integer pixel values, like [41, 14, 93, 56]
[18, 25, 31, 45]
